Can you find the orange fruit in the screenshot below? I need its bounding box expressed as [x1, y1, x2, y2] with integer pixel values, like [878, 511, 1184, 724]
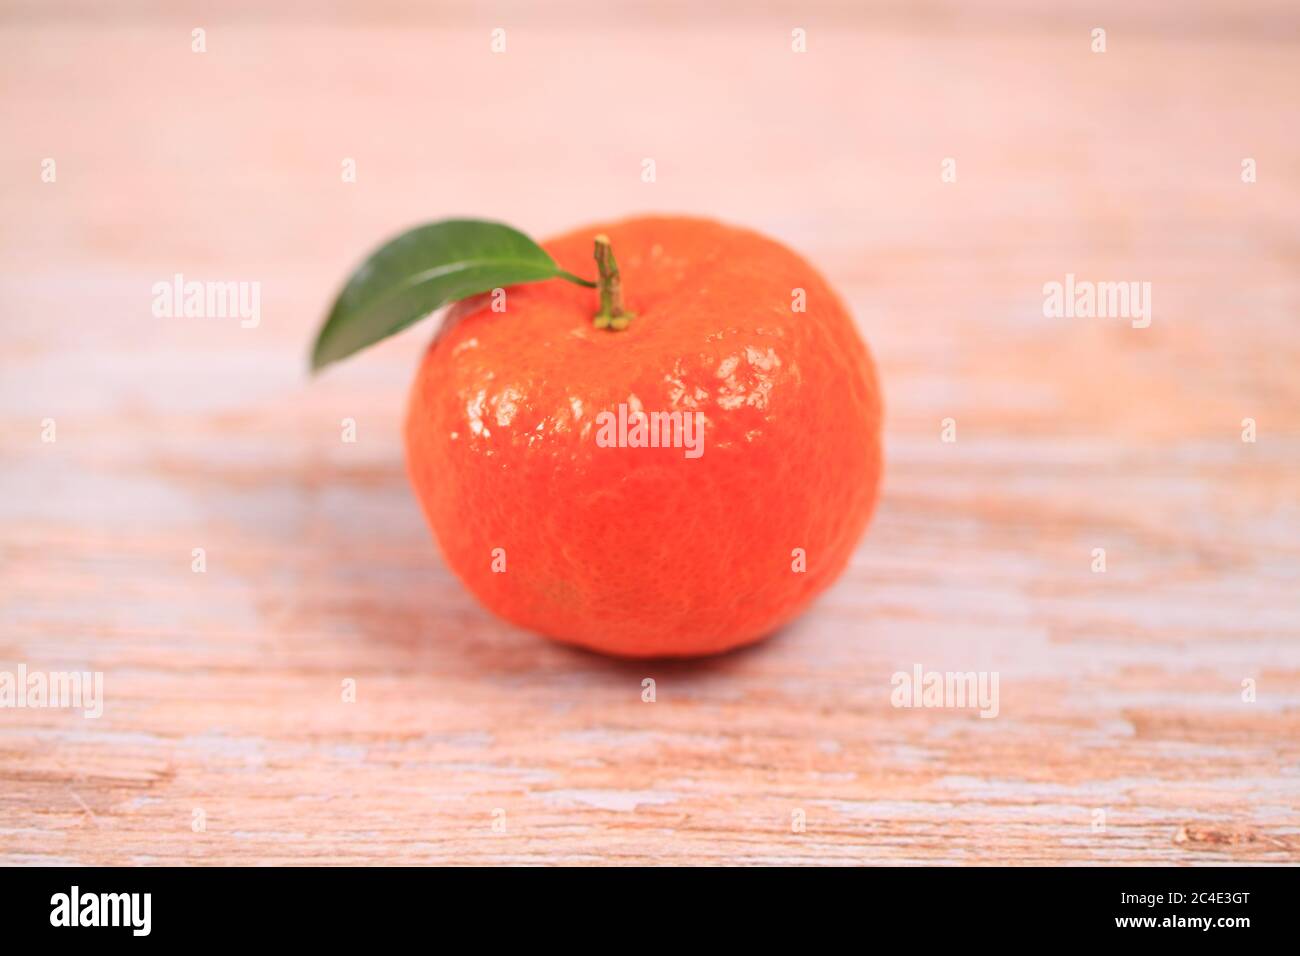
[404, 216, 883, 657]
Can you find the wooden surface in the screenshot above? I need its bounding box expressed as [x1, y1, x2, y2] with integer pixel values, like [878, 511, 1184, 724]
[2, 2, 1298, 865]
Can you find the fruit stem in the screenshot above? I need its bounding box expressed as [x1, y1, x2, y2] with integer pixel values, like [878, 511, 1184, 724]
[592, 235, 634, 331]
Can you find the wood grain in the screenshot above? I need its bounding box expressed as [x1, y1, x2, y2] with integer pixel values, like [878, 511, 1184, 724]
[1, 2, 1298, 865]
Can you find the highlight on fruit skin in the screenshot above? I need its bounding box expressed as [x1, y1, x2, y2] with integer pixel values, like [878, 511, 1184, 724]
[394, 215, 884, 658]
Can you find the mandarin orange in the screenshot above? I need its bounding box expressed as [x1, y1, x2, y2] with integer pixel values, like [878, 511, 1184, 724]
[404, 216, 882, 657]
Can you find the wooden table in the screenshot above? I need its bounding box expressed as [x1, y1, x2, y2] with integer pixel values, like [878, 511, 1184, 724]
[2, 3, 1297, 865]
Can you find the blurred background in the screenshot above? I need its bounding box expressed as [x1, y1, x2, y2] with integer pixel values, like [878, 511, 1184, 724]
[1, 1, 1297, 864]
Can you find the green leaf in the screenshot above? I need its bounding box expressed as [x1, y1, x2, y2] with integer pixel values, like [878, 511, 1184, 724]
[311, 219, 590, 372]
